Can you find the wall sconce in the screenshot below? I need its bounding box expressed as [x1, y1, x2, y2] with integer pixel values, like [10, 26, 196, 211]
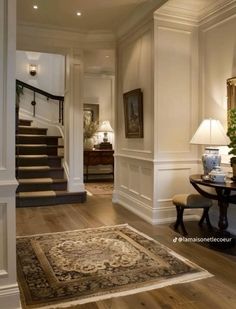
[29, 64, 37, 76]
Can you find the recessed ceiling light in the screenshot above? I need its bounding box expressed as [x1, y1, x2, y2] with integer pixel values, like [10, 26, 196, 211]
[33, 5, 38, 10]
[76, 11, 82, 16]
[105, 55, 110, 58]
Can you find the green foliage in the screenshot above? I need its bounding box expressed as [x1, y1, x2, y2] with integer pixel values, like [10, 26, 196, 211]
[83, 120, 99, 139]
[227, 108, 236, 155]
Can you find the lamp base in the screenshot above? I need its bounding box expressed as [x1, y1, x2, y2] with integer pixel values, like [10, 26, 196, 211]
[202, 147, 221, 175]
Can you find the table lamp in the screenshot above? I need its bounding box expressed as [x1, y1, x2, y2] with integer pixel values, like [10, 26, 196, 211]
[97, 120, 113, 149]
[190, 119, 229, 175]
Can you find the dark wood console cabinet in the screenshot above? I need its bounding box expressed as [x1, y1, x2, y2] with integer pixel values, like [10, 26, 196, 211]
[84, 149, 114, 181]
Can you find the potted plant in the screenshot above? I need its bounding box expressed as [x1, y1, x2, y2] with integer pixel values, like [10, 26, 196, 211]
[227, 108, 236, 179]
[83, 120, 99, 150]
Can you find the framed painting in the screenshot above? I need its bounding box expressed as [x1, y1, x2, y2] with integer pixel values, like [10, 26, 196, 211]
[83, 104, 99, 124]
[123, 88, 143, 138]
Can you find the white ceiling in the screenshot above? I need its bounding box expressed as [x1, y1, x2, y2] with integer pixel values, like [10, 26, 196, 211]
[17, 0, 151, 32]
[17, 0, 231, 74]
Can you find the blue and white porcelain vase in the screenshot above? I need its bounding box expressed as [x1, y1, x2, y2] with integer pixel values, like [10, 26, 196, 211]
[202, 148, 221, 175]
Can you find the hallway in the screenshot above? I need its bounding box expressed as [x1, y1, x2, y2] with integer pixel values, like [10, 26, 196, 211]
[16, 195, 236, 309]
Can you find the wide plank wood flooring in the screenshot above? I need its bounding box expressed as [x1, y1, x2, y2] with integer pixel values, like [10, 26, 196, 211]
[16, 193, 236, 309]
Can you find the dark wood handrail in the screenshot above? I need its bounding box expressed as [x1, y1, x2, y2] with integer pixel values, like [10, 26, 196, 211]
[16, 79, 64, 125]
[16, 79, 64, 101]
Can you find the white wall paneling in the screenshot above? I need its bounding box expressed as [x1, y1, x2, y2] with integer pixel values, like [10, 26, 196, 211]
[154, 16, 199, 162]
[115, 20, 156, 223]
[0, 0, 21, 307]
[153, 162, 201, 224]
[151, 12, 201, 224]
[199, 8, 236, 232]
[64, 52, 85, 192]
[114, 155, 154, 223]
[0, 203, 7, 276]
[117, 21, 154, 160]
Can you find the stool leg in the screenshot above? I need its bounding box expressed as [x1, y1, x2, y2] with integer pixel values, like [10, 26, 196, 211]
[205, 209, 212, 229]
[179, 208, 188, 236]
[174, 205, 188, 235]
[174, 205, 181, 230]
[199, 208, 212, 229]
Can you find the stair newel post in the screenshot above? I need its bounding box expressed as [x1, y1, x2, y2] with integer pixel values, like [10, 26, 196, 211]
[61, 100, 64, 125]
[31, 91, 36, 117]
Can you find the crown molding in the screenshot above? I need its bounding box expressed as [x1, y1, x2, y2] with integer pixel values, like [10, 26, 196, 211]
[17, 23, 116, 52]
[154, 0, 235, 26]
[116, 0, 167, 40]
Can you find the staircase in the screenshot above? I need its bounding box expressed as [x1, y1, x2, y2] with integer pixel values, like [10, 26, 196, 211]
[16, 119, 86, 207]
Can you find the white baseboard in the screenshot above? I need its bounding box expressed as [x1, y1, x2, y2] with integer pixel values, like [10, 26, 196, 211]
[0, 284, 21, 309]
[113, 190, 201, 225]
[63, 162, 85, 192]
[113, 190, 154, 224]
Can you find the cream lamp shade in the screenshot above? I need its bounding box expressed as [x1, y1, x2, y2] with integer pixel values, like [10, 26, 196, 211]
[190, 119, 229, 175]
[190, 119, 229, 146]
[98, 121, 113, 133]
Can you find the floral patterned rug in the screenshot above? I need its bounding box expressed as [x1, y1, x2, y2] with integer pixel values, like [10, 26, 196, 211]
[85, 182, 113, 195]
[17, 224, 212, 309]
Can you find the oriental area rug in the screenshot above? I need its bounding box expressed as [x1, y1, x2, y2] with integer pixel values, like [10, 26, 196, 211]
[85, 182, 113, 195]
[16, 224, 212, 309]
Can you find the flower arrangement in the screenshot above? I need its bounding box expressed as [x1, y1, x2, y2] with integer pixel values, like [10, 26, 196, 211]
[83, 120, 99, 139]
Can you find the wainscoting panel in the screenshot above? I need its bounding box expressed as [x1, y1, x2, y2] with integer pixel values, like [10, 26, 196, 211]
[114, 156, 154, 222]
[0, 203, 6, 277]
[0, 0, 7, 170]
[157, 167, 195, 200]
[153, 162, 201, 224]
[129, 164, 140, 195]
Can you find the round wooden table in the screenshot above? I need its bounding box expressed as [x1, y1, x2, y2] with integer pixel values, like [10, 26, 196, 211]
[190, 174, 236, 245]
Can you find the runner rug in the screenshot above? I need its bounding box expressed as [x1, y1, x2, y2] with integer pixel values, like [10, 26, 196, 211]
[16, 224, 212, 309]
[85, 182, 113, 195]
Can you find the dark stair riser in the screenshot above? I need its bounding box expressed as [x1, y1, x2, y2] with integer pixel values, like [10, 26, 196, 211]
[16, 119, 85, 207]
[16, 135, 60, 145]
[17, 168, 64, 179]
[18, 127, 48, 135]
[16, 156, 62, 167]
[17, 181, 67, 192]
[16, 146, 60, 156]
[18, 119, 32, 126]
[16, 192, 87, 207]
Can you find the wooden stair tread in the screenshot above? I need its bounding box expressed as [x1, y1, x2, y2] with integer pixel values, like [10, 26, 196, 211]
[18, 125, 48, 130]
[17, 166, 63, 171]
[18, 178, 67, 184]
[15, 121, 86, 206]
[17, 190, 85, 198]
[16, 134, 62, 138]
[17, 191, 56, 197]
[16, 155, 63, 158]
[16, 144, 64, 148]
[16, 154, 48, 158]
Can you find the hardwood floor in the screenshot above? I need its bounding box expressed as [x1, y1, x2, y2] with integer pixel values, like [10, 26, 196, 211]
[16, 193, 236, 309]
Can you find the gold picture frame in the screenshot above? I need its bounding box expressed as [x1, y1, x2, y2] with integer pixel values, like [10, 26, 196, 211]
[123, 88, 143, 138]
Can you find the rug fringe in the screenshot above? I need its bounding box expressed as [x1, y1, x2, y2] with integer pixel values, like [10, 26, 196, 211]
[25, 271, 212, 309]
[16, 223, 129, 238]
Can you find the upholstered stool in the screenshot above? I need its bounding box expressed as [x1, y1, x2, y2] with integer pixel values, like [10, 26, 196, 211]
[172, 194, 213, 235]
